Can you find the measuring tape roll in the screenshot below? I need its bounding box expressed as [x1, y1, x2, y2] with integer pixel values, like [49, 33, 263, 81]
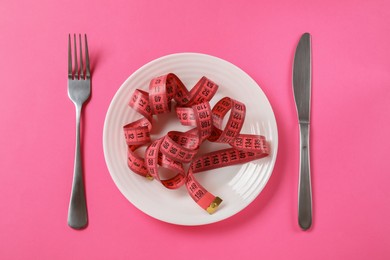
[123, 73, 270, 214]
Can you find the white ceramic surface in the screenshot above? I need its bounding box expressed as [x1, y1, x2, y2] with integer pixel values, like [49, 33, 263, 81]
[103, 53, 278, 225]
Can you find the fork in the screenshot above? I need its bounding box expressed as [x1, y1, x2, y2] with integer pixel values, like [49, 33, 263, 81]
[67, 34, 90, 229]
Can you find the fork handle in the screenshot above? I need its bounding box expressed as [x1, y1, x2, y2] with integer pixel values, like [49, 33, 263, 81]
[68, 105, 88, 229]
[298, 122, 312, 230]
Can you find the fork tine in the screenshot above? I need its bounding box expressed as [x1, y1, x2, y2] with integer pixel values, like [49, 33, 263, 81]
[79, 34, 84, 79]
[73, 34, 78, 79]
[68, 34, 72, 79]
[84, 34, 91, 78]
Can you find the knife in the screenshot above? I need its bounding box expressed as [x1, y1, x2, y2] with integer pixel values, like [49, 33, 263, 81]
[292, 32, 312, 230]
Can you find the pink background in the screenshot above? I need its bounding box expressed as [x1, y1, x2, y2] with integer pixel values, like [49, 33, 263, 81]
[1, 0, 389, 259]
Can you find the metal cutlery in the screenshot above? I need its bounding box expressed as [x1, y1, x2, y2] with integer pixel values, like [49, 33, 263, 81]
[292, 32, 312, 230]
[67, 34, 91, 229]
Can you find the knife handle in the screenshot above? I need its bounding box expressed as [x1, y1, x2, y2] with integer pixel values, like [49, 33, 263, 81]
[298, 122, 312, 230]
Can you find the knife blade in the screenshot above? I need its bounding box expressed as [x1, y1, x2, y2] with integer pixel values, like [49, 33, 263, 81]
[292, 32, 312, 230]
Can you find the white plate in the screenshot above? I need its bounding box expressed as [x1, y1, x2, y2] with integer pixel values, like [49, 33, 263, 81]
[103, 53, 278, 225]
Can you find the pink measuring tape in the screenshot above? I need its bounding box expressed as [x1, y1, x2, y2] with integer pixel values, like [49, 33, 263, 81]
[123, 73, 270, 214]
